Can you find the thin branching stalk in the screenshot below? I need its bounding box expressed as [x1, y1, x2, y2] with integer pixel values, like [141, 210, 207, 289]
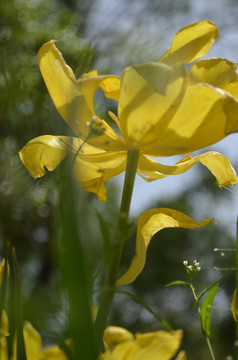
[190, 284, 216, 360]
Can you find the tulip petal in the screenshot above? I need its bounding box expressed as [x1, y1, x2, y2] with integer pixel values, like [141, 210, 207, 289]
[73, 150, 127, 202]
[19, 135, 127, 202]
[141, 82, 238, 156]
[188, 58, 238, 89]
[38, 40, 125, 151]
[159, 20, 219, 65]
[119, 62, 186, 149]
[23, 322, 42, 360]
[103, 326, 183, 360]
[231, 290, 237, 322]
[138, 151, 238, 187]
[43, 346, 68, 359]
[175, 350, 187, 360]
[117, 209, 212, 286]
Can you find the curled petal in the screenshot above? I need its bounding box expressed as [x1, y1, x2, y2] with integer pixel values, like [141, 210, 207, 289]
[119, 62, 186, 149]
[19, 135, 69, 178]
[117, 209, 212, 286]
[19, 135, 127, 202]
[103, 326, 183, 360]
[188, 58, 238, 89]
[138, 151, 238, 187]
[159, 20, 219, 65]
[38, 40, 124, 151]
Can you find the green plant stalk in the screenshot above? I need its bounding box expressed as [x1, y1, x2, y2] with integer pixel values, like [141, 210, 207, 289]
[190, 284, 216, 360]
[58, 157, 97, 360]
[235, 216, 238, 360]
[94, 148, 139, 353]
[11, 247, 27, 360]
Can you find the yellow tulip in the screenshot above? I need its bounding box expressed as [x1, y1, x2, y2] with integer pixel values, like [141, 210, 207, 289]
[0, 319, 67, 360]
[19, 20, 238, 201]
[101, 326, 184, 360]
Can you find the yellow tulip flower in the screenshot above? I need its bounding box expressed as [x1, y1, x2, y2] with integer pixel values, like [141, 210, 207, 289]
[0, 316, 185, 360]
[19, 20, 238, 201]
[0, 320, 67, 360]
[101, 326, 184, 360]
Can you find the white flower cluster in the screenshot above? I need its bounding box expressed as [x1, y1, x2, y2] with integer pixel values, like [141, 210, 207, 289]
[183, 260, 201, 275]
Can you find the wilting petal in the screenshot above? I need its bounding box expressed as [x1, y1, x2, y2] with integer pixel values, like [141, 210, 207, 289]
[138, 151, 238, 187]
[188, 58, 238, 89]
[118, 62, 186, 149]
[102, 326, 183, 360]
[141, 82, 238, 156]
[117, 209, 212, 286]
[19, 135, 127, 202]
[159, 20, 218, 65]
[38, 41, 125, 151]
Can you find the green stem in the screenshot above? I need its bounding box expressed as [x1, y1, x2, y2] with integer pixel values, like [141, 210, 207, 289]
[235, 216, 238, 359]
[205, 337, 216, 360]
[190, 284, 216, 360]
[94, 149, 139, 353]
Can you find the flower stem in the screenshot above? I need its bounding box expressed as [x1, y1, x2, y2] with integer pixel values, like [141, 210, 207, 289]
[190, 284, 216, 360]
[94, 148, 139, 353]
[235, 216, 238, 359]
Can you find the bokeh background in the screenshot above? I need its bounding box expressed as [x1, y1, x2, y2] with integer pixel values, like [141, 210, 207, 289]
[1, 0, 238, 358]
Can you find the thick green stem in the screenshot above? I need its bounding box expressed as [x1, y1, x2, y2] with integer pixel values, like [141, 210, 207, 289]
[235, 216, 238, 359]
[94, 149, 139, 353]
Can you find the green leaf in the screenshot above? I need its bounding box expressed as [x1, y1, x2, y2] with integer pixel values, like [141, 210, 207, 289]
[166, 280, 191, 288]
[197, 276, 222, 302]
[201, 283, 219, 337]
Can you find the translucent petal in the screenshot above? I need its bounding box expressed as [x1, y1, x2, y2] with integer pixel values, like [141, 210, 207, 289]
[138, 151, 238, 187]
[188, 58, 238, 89]
[19, 135, 127, 202]
[73, 150, 127, 202]
[159, 20, 219, 65]
[38, 40, 125, 151]
[118, 62, 186, 149]
[103, 327, 183, 360]
[141, 82, 238, 156]
[117, 209, 212, 286]
[19, 135, 75, 178]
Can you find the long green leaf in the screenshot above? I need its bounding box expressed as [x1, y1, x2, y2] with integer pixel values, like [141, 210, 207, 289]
[166, 280, 191, 288]
[201, 283, 219, 337]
